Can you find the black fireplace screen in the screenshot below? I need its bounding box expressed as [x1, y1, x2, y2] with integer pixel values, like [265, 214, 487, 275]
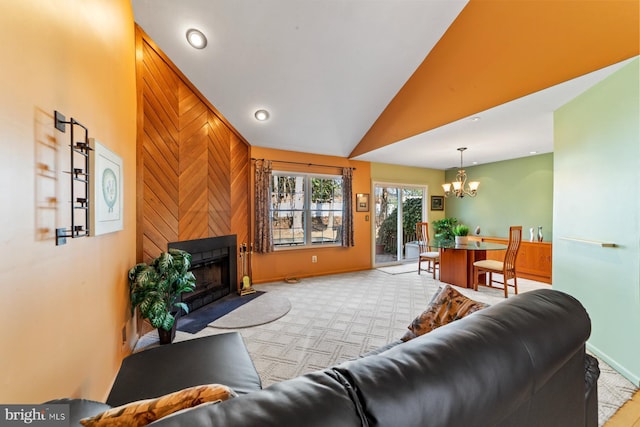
[168, 235, 237, 312]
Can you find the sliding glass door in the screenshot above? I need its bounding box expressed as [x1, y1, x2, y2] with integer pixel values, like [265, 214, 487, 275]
[373, 183, 426, 266]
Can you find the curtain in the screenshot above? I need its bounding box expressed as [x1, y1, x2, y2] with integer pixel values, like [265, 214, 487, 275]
[342, 167, 355, 247]
[254, 159, 273, 253]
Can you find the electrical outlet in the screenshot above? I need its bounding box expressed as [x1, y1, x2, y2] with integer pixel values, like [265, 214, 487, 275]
[312, 255, 317, 263]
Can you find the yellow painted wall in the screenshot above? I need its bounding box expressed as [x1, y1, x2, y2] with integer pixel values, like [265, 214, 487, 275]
[250, 147, 371, 283]
[0, 1, 137, 403]
[371, 162, 446, 236]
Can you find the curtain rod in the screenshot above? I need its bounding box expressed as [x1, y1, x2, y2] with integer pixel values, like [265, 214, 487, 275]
[251, 158, 355, 170]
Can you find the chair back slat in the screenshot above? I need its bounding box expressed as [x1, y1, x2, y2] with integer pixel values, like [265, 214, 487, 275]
[503, 226, 522, 278]
[416, 222, 430, 253]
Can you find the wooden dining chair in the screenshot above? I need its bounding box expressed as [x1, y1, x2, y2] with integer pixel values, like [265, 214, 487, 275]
[473, 226, 522, 298]
[416, 222, 440, 279]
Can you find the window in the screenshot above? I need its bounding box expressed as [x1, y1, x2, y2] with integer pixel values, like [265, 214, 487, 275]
[271, 172, 343, 248]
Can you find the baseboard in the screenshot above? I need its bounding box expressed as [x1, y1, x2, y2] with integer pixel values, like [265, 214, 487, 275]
[587, 342, 640, 387]
[252, 266, 371, 285]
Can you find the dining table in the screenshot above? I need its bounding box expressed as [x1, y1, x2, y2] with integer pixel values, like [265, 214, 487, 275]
[432, 240, 508, 289]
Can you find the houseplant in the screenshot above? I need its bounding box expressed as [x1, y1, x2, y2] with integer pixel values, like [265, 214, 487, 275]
[128, 248, 196, 344]
[453, 224, 470, 245]
[432, 217, 458, 244]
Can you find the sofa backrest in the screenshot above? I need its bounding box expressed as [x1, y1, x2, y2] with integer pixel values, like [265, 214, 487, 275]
[333, 288, 591, 427]
[151, 289, 591, 427]
[152, 370, 364, 427]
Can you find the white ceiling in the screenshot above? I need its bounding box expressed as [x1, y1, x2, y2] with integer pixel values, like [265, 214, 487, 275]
[131, 0, 631, 170]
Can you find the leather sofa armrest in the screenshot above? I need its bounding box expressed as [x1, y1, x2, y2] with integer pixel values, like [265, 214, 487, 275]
[585, 354, 600, 427]
[107, 332, 261, 407]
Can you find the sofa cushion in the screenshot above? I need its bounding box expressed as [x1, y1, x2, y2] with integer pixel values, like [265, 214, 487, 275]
[401, 284, 488, 341]
[80, 384, 236, 426]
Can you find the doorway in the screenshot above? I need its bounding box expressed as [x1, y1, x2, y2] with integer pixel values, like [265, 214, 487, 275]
[373, 183, 426, 266]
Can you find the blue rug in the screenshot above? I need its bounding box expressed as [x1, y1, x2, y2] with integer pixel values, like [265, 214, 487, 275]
[177, 291, 264, 334]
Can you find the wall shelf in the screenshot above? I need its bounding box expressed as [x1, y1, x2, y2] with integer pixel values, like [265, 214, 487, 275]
[559, 237, 616, 248]
[54, 111, 92, 246]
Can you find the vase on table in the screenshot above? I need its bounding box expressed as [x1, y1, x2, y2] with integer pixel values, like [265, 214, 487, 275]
[537, 226, 543, 242]
[530, 228, 535, 242]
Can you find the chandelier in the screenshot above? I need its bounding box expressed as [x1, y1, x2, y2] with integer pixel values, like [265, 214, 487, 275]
[442, 147, 479, 198]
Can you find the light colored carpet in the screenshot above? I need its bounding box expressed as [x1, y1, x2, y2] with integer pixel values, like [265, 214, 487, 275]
[137, 267, 636, 426]
[209, 293, 291, 328]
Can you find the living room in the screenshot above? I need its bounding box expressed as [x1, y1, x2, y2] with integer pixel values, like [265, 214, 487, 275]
[1, 0, 638, 423]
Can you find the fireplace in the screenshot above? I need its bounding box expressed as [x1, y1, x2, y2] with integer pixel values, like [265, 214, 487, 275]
[168, 235, 237, 312]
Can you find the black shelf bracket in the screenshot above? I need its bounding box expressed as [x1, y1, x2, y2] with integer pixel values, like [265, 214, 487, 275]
[54, 110, 91, 246]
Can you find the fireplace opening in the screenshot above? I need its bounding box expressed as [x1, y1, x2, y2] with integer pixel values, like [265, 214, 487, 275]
[168, 235, 237, 312]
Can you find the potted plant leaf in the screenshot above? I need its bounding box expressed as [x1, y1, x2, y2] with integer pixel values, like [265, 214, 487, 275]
[432, 217, 458, 244]
[453, 224, 470, 245]
[128, 248, 196, 344]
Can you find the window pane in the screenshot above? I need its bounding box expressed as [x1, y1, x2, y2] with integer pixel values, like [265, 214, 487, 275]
[272, 175, 306, 247]
[311, 210, 342, 244]
[271, 173, 343, 248]
[311, 177, 342, 245]
[273, 210, 305, 246]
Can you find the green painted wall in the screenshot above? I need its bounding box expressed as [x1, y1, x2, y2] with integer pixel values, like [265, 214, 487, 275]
[554, 58, 640, 386]
[444, 154, 554, 240]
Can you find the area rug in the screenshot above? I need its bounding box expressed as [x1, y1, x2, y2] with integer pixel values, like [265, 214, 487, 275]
[208, 292, 291, 329]
[377, 262, 418, 275]
[176, 291, 265, 333]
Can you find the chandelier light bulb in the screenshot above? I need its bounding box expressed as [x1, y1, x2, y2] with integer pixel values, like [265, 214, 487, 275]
[442, 147, 479, 198]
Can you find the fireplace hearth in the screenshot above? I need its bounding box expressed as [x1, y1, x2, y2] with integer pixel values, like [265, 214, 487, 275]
[168, 235, 237, 312]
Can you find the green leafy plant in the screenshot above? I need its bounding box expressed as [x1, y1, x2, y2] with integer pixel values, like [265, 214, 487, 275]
[432, 217, 458, 243]
[377, 197, 422, 252]
[128, 249, 196, 332]
[453, 224, 470, 237]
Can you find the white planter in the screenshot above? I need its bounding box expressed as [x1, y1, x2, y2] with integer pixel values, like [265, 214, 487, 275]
[455, 236, 468, 245]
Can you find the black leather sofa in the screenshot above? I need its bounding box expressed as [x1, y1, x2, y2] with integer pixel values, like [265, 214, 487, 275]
[56, 288, 600, 426]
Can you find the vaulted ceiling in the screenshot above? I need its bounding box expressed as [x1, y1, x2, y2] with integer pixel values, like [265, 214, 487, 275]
[132, 0, 639, 169]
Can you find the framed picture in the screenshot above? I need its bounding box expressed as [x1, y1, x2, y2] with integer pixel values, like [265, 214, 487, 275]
[430, 195, 444, 211]
[90, 138, 123, 235]
[356, 193, 369, 212]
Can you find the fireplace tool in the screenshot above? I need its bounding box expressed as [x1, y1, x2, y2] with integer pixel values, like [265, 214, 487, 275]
[239, 243, 256, 296]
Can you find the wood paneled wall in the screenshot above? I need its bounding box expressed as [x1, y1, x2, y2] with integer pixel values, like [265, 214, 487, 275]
[135, 25, 250, 270]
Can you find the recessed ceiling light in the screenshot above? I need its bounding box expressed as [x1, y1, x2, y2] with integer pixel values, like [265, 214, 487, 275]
[470, 116, 481, 122]
[254, 109, 270, 121]
[530, 151, 538, 154]
[186, 29, 207, 49]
